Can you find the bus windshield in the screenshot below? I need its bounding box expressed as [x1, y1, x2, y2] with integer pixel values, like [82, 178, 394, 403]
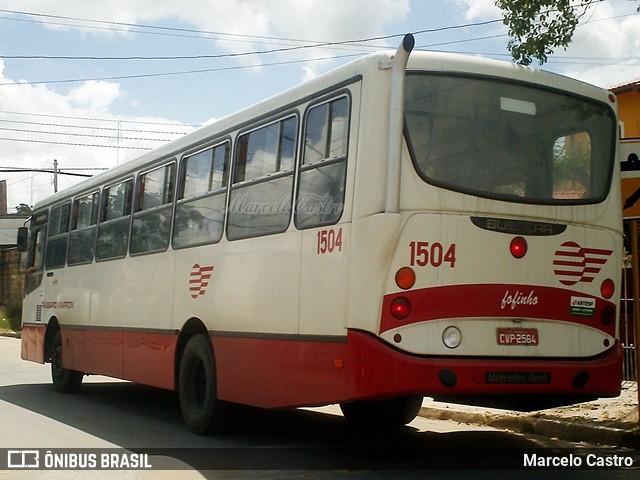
[404, 73, 616, 204]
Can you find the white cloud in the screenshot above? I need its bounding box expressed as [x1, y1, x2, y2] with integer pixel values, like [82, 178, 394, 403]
[65, 80, 122, 111]
[556, 1, 640, 88]
[0, 62, 193, 211]
[257, 0, 409, 42]
[301, 65, 319, 83]
[2, 0, 409, 73]
[455, 0, 502, 21]
[454, 0, 640, 88]
[2, 0, 408, 46]
[0, 1, 410, 210]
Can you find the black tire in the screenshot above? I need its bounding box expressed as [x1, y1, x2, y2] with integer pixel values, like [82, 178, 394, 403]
[178, 334, 231, 434]
[51, 331, 83, 393]
[340, 395, 423, 429]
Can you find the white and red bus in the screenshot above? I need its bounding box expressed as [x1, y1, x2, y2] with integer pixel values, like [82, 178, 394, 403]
[18, 35, 623, 433]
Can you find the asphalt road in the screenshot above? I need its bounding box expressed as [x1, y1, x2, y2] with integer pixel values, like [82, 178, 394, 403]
[0, 335, 638, 479]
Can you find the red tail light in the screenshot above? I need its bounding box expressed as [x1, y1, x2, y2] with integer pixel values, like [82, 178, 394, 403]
[390, 297, 411, 320]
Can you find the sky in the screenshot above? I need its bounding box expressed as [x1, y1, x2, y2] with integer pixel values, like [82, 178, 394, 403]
[0, 0, 639, 212]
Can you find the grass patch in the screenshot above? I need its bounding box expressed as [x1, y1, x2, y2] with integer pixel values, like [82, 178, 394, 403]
[0, 305, 21, 334]
[0, 317, 14, 334]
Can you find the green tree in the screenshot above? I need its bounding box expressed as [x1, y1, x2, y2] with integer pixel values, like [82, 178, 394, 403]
[496, 0, 596, 65]
[15, 204, 33, 216]
[496, 0, 640, 66]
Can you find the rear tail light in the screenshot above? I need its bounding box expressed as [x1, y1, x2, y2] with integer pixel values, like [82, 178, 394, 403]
[390, 297, 411, 320]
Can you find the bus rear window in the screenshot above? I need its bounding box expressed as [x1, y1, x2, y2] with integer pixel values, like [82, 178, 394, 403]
[404, 74, 616, 204]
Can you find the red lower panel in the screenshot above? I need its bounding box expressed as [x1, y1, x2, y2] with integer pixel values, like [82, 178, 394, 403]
[212, 335, 354, 408]
[213, 330, 623, 408]
[21, 324, 46, 364]
[66, 328, 123, 379]
[123, 331, 177, 390]
[23, 325, 621, 408]
[62, 327, 176, 390]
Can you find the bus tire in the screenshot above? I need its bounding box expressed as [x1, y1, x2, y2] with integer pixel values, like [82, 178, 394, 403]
[51, 331, 83, 393]
[178, 334, 230, 434]
[340, 395, 423, 429]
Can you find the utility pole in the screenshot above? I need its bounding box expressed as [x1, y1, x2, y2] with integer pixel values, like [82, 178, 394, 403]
[53, 159, 58, 193]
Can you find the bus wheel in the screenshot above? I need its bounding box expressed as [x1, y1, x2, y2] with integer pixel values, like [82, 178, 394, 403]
[178, 334, 231, 434]
[51, 331, 83, 393]
[340, 395, 423, 429]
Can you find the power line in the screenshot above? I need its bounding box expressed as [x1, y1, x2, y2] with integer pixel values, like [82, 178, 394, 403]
[0, 8, 504, 47]
[0, 168, 94, 178]
[0, 125, 174, 142]
[0, 13, 636, 88]
[0, 7, 506, 66]
[0, 117, 190, 135]
[0, 5, 636, 87]
[0, 109, 200, 128]
[0, 136, 153, 150]
[0, 52, 363, 86]
[0, 8, 321, 44]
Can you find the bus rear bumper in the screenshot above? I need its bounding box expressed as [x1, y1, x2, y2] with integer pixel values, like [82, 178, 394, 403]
[348, 330, 623, 400]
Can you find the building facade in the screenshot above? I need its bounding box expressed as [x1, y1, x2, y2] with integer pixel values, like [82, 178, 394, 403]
[612, 78, 640, 139]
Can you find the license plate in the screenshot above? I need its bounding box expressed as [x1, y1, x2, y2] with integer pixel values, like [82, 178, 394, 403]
[497, 328, 539, 346]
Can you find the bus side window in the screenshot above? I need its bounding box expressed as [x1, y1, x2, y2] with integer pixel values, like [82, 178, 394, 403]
[227, 115, 297, 240]
[96, 179, 133, 261]
[24, 227, 47, 295]
[295, 96, 349, 229]
[130, 164, 176, 255]
[45, 202, 71, 269]
[68, 191, 99, 265]
[173, 142, 229, 249]
[31, 229, 46, 271]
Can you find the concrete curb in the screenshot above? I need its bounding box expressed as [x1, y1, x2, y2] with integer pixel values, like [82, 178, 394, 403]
[419, 406, 640, 449]
[0, 331, 20, 338]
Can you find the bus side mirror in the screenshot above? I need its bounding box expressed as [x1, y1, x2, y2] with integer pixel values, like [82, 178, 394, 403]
[16, 227, 29, 252]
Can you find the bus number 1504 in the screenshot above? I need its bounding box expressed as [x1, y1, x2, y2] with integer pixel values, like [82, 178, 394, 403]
[317, 228, 343, 254]
[409, 241, 456, 268]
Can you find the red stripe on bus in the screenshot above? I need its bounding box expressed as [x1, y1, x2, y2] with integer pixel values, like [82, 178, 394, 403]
[379, 284, 616, 336]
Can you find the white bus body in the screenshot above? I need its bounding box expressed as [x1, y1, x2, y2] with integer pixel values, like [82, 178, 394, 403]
[19, 36, 623, 432]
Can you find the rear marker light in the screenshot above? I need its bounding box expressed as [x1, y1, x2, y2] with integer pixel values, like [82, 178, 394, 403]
[395, 267, 416, 290]
[390, 297, 411, 320]
[510, 236, 528, 259]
